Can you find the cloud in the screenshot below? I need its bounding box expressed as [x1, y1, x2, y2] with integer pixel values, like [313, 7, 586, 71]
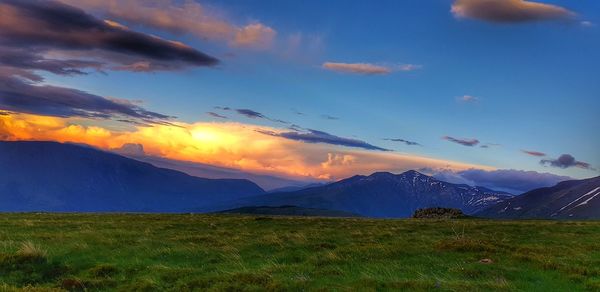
[322, 62, 421, 75]
[383, 138, 421, 146]
[0, 72, 171, 123]
[425, 168, 573, 194]
[451, 0, 576, 23]
[322, 62, 391, 75]
[540, 154, 594, 170]
[258, 129, 391, 151]
[457, 95, 479, 103]
[207, 112, 228, 119]
[0, 48, 104, 76]
[581, 21, 595, 28]
[58, 0, 277, 50]
[232, 23, 276, 49]
[443, 136, 480, 147]
[236, 109, 267, 119]
[215, 107, 288, 124]
[113, 143, 145, 156]
[0, 0, 218, 71]
[0, 112, 494, 181]
[321, 115, 339, 120]
[522, 149, 546, 157]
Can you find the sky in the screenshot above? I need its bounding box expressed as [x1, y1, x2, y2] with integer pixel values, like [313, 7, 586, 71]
[0, 0, 599, 192]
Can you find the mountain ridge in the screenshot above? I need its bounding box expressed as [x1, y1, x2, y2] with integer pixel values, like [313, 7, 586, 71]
[0, 141, 265, 212]
[224, 170, 513, 217]
[476, 176, 600, 219]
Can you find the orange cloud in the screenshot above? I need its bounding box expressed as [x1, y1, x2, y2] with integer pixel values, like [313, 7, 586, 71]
[0, 112, 494, 181]
[451, 0, 575, 23]
[59, 0, 277, 49]
[322, 62, 421, 75]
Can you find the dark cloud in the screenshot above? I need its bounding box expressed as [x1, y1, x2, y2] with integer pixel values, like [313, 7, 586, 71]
[207, 112, 228, 119]
[451, 0, 576, 23]
[321, 115, 339, 120]
[443, 136, 479, 147]
[383, 138, 421, 146]
[522, 149, 546, 157]
[540, 154, 594, 170]
[215, 107, 289, 124]
[480, 143, 500, 149]
[423, 168, 573, 194]
[0, 0, 218, 71]
[236, 109, 267, 119]
[0, 48, 104, 76]
[258, 129, 391, 151]
[0, 0, 219, 124]
[292, 109, 305, 116]
[0, 73, 172, 123]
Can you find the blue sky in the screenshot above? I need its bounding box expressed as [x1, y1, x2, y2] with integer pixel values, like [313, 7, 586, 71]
[1, 0, 599, 186]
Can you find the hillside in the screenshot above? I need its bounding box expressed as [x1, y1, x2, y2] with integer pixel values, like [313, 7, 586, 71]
[0, 213, 598, 291]
[226, 170, 512, 217]
[477, 176, 600, 219]
[0, 141, 265, 212]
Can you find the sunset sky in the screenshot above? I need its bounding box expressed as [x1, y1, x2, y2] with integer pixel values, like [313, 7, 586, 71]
[0, 0, 598, 191]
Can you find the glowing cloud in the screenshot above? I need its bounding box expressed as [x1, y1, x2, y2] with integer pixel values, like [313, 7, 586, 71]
[0, 113, 494, 181]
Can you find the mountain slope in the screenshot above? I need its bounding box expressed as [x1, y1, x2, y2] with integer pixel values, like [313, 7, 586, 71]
[0, 141, 265, 212]
[118, 152, 318, 191]
[476, 176, 600, 219]
[226, 170, 512, 218]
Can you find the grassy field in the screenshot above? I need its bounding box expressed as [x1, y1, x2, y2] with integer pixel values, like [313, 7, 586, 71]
[0, 214, 599, 291]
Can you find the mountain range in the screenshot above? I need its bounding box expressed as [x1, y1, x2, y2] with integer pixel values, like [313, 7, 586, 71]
[2, 140, 598, 219]
[476, 176, 600, 219]
[0, 141, 264, 212]
[222, 171, 513, 217]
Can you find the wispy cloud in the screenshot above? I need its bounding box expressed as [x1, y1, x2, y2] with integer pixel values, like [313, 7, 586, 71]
[457, 95, 479, 103]
[451, 0, 576, 23]
[322, 62, 421, 75]
[207, 112, 228, 119]
[443, 136, 480, 147]
[321, 115, 339, 120]
[383, 138, 422, 146]
[540, 154, 594, 170]
[214, 107, 288, 124]
[522, 150, 546, 157]
[258, 129, 391, 151]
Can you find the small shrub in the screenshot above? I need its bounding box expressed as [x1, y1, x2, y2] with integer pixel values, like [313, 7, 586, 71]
[412, 207, 466, 219]
[16, 241, 48, 263]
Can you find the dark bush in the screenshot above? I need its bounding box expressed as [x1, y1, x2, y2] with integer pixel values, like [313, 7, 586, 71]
[412, 207, 465, 219]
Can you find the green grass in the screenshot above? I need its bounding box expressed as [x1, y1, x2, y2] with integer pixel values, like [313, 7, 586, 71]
[0, 214, 599, 291]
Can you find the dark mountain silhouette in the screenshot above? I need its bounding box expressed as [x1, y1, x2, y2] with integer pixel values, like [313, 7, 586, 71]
[216, 205, 360, 217]
[224, 170, 512, 217]
[476, 176, 600, 219]
[0, 141, 264, 212]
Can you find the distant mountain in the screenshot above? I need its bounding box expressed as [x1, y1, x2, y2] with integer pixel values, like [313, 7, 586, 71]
[267, 183, 326, 193]
[225, 170, 512, 218]
[216, 205, 360, 217]
[476, 176, 600, 219]
[113, 144, 319, 191]
[0, 141, 265, 212]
